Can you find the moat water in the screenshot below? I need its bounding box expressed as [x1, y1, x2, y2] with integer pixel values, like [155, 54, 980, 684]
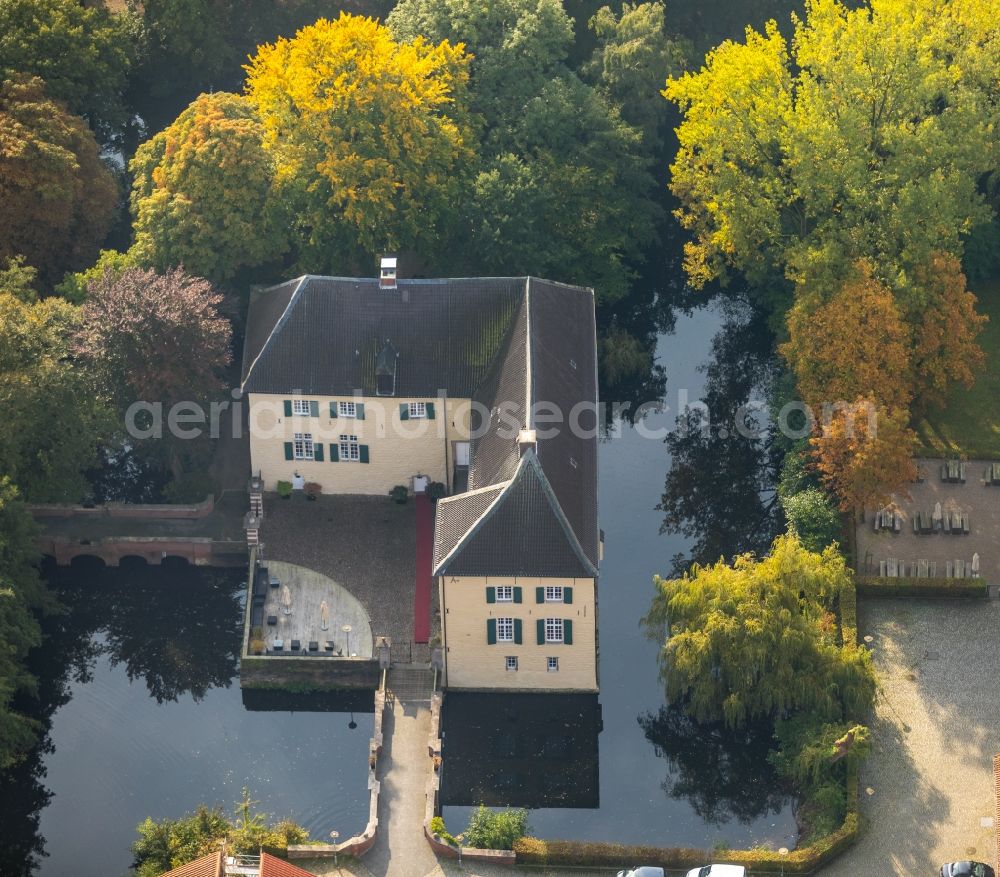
[0, 298, 796, 877]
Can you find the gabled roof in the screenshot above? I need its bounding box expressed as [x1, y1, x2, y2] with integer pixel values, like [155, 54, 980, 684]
[259, 852, 316, 877]
[159, 851, 223, 877]
[435, 452, 596, 578]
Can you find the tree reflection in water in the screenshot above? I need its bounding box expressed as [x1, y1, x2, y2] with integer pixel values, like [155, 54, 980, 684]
[658, 296, 785, 574]
[0, 561, 244, 875]
[638, 705, 791, 826]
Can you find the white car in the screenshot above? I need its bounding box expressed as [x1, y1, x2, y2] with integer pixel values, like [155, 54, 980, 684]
[616, 869, 664, 877]
[685, 866, 748, 877]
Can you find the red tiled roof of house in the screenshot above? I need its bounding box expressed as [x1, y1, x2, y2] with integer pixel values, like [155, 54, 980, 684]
[259, 852, 316, 877]
[160, 850, 223, 877]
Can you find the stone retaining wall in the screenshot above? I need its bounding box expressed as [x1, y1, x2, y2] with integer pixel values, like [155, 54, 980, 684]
[239, 656, 380, 690]
[422, 690, 516, 866]
[29, 495, 214, 519]
[288, 686, 386, 859]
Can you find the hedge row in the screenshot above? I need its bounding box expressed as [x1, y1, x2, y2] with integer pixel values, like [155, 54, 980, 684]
[855, 576, 987, 598]
[514, 770, 859, 875]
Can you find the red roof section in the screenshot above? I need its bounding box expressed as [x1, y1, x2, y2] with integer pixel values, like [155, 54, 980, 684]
[161, 851, 223, 877]
[259, 852, 316, 877]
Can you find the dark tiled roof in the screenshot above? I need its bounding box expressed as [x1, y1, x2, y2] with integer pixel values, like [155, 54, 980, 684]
[433, 482, 508, 570]
[241, 277, 523, 397]
[528, 279, 600, 568]
[159, 851, 222, 877]
[437, 452, 596, 578]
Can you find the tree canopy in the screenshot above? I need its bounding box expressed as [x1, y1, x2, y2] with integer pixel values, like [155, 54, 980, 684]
[665, 0, 999, 301]
[0, 76, 118, 289]
[0, 0, 133, 144]
[245, 13, 475, 274]
[129, 92, 284, 283]
[645, 531, 875, 729]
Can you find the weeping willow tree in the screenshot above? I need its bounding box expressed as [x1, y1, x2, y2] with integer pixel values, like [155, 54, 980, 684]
[645, 532, 875, 729]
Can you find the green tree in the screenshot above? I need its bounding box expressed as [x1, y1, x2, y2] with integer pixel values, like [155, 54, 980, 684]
[0, 479, 52, 770]
[780, 488, 841, 553]
[0, 0, 134, 144]
[0, 276, 111, 502]
[129, 92, 285, 283]
[245, 13, 475, 274]
[463, 805, 530, 850]
[645, 531, 875, 728]
[585, 2, 684, 152]
[0, 76, 118, 289]
[665, 0, 998, 301]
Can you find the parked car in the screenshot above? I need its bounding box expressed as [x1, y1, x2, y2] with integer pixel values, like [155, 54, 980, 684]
[616, 869, 664, 877]
[685, 867, 748, 877]
[940, 862, 996, 877]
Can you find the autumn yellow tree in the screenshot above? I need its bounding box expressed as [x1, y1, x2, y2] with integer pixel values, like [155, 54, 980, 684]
[0, 75, 117, 287]
[910, 252, 988, 414]
[811, 397, 917, 511]
[780, 262, 913, 413]
[129, 92, 286, 283]
[245, 13, 475, 273]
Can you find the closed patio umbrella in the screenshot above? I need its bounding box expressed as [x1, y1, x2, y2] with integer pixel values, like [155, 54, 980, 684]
[320, 599, 329, 631]
[972, 553, 980, 575]
[282, 584, 292, 615]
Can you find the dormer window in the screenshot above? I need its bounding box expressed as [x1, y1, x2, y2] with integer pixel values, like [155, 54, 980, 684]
[375, 339, 398, 396]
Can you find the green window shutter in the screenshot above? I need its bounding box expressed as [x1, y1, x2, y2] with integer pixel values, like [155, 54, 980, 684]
[487, 618, 497, 645]
[535, 586, 544, 604]
[514, 619, 522, 644]
[563, 619, 573, 645]
[356, 403, 365, 421]
[563, 586, 573, 604]
[330, 402, 338, 418]
[329, 443, 339, 462]
[283, 442, 293, 460]
[536, 619, 545, 645]
[309, 400, 319, 417]
[486, 586, 495, 604]
[513, 586, 522, 604]
[426, 402, 436, 420]
[283, 400, 292, 417]
[399, 403, 409, 421]
[314, 443, 324, 462]
[359, 445, 370, 464]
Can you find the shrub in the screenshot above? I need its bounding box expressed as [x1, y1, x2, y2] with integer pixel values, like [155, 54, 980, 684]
[463, 805, 529, 851]
[388, 485, 409, 504]
[304, 481, 321, 500]
[276, 480, 292, 498]
[781, 487, 841, 552]
[426, 481, 446, 501]
[429, 815, 458, 847]
[855, 576, 987, 598]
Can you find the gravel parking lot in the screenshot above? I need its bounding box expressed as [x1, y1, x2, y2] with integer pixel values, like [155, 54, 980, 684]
[820, 597, 1000, 877]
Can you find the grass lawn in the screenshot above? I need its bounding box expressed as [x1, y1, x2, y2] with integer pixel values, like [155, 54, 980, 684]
[915, 278, 1000, 458]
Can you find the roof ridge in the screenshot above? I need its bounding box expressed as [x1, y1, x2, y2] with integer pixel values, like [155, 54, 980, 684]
[433, 480, 512, 574]
[240, 275, 310, 391]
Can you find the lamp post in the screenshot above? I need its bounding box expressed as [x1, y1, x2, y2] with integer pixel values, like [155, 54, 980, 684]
[329, 830, 339, 867]
[342, 624, 352, 656]
[779, 846, 789, 877]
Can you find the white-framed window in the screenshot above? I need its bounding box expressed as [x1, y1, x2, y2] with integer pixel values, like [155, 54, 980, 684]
[497, 617, 514, 642]
[339, 434, 360, 461]
[544, 586, 564, 602]
[505, 656, 518, 672]
[495, 585, 514, 602]
[545, 617, 564, 643]
[292, 399, 311, 416]
[547, 657, 559, 672]
[293, 432, 314, 460]
[408, 402, 427, 419]
[338, 401, 357, 418]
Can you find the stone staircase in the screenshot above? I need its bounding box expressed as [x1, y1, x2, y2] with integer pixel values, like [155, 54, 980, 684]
[386, 666, 435, 705]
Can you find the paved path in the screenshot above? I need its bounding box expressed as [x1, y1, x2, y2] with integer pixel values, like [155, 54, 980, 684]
[819, 598, 1000, 877]
[413, 494, 433, 643]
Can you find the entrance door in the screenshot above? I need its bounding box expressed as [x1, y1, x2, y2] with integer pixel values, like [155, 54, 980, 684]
[455, 441, 470, 466]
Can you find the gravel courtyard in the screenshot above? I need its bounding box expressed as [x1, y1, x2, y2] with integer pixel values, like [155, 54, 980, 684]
[820, 597, 1000, 877]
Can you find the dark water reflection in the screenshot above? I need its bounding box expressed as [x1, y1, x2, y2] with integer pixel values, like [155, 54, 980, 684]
[444, 301, 796, 849]
[0, 562, 373, 877]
